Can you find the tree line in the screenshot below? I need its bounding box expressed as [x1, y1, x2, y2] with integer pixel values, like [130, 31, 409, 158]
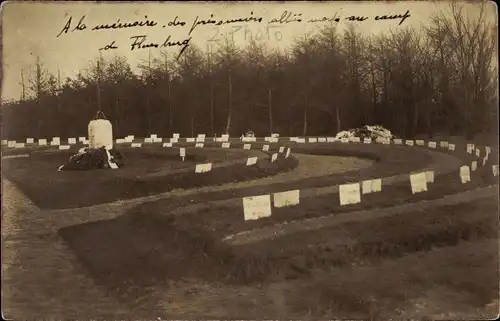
[1, 3, 497, 140]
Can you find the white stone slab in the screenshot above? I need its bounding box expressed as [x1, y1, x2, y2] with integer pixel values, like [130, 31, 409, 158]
[428, 141, 436, 148]
[243, 195, 272, 221]
[371, 179, 382, 192]
[243, 144, 251, 150]
[273, 190, 300, 208]
[262, 145, 269, 152]
[195, 163, 212, 173]
[162, 142, 173, 147]
[38, 139, 47, 146]
[339, 183, 361, 206]
[361, 180, 372, 194]
[460, 165, 470, 183]
[195, 143, 204, 148]
[222, 142, 230, 148]
[410, 172, 428, 194]
[246, 157, 258, 166]
[425, 171, 434, 184]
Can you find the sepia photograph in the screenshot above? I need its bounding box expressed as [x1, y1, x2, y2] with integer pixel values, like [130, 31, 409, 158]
[1, 0, 499, 319]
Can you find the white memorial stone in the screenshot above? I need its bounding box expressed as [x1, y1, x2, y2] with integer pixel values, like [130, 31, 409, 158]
[394, 139, 402, 145]
[243, 144, 251, 150]
[475, 149, 480, 157]
[144, 138, 153, 143]
[186, 138, 195, 143]
[493, 165, 498, 177]
[406, 140, 414, 146]
[131, 143, 142, 148]
[326, 137, 336, 143]
[279, 146, 285, 153]
[26, 138, 34, 144]
[195, 163, 212, 173]
[318, 137, 327, 143]
[350, 137, 361, 143]
[371, 179, 382, 192]
[221, 134, 229, 142]
[273, 190, 300, 208]
[308, 137, 317, 143]
[460, 165, 471, 183]
[471, 161, 477, 171]
[162, 142, 173, 147]
[59, 145, 70, 150]
[361, 180, 372, 194]
[246, 157, 258, 166]
[38, 139, 47, 146]
[410, 172, 428, 194]
[339, 183, 361, 206]
[416, 140, 424, 146]
[285, 148, 291, 158]
[425, 171, 434, 183]
[243, 195, 272, 221]
[262, 145, 270, 151]
[364, 138, 372, 144]
[271, 153, 278, 162]
[195, 143, 204, 148]
[222, 142, 230, 148]
[428, 141, 436, 148]
[448, 143, 455, 151]
[15, 143, 25, 148]
[180, 148, 186, 157]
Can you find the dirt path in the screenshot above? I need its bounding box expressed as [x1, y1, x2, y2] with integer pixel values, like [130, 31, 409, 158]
[1, 180, 132, 319]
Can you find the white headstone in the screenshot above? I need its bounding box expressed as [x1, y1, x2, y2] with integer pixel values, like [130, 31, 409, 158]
[371, 179, 382, 192]
[153, 138, 163, 143]
[394, 139, 402, 145]
[406, 140, 414, 146]
[475, 149, 480, 157]
[428, 141, 436, 148]
[326, 137, 336, 143]
[144, 138, 153, 143]
[195, 143, 204, 148]
[15, 143, 25, 148]
[221, 134, 229, 142]
[318, 137, 327, 143]
[58, 145, 70, 150]
[243, 144, 251, 150]
[262, 145, 269, 152]
[416, 140, 424, 146]
[50, 141, 59, 146]
[180, 148, 186, 157]
[246, 157, 258, 166]
[131, 143, 142, 148]
[364, 138, 372, 144]
[471, 161, 477, 171]
[296, 138, 306, 143]
[26, 138, 34, 144]
[440, 141, 449, 148]
[339, 183, 361, 206]
[493, 165, 498, 177]
[195, 163, 212, 173]
[381, 138, 391, 145]
[196, 136, 205, 143]
[7, 141, 16, 148]
[170, 137, 178, 143]
[162, 142, 173, 147]
[460, 165, 471, 183]
[485, 146, 491, 155]
[243, 195, 272, 221]
[341, 138, 349, 143]
[271, 133, 279, 138]
[186, 138, 195, 143]
[273, 190, 300, 208]
[361, 180, 372, 194]
[425, 171, 434, 184]
[151, 134, 157, 139]
[308, 137, 318, 143]
[290, 137, 298, 142]
[271, 153, 278, 162]
[466, 144, 474, 154]
[173, 133, 180, 139]
[482, 155, 488, 166]
[350, 137, 361, 143]
[448, 144, 455, 151]
[269, 137, 279, 143]
[285, 148, 291, 158]
[410, 172, 428, 194]
[279, 146, 285, 153]
[66, 138, 75, 145]
[38, 139, 47, 146]
[222, 142, 230, 148]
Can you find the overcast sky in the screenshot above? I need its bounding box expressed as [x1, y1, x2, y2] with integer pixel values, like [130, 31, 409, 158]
[1, 1, 496, 102]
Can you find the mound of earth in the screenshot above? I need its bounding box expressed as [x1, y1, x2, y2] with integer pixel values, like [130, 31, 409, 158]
[335, 125, 395, 141]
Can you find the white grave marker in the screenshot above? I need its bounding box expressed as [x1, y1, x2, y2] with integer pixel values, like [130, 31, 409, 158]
[428, 141, 436, 148]
[243, 144, 251, 150]
[361, 180, 372, 194]
[406, 140, 414, 146]
[7, 141, 16, 148]
[195, 143, 204, 148]
[364, 138, 372, 144]
[339, 183, 361, 206]
[308, 137, 318, 143]
[131, 143, 142, 148]
[493, 165, 498, 177]
[394, 139, 402, 145]
[271, 153, 278, 162]
[466, 144, 474, 154]
[150, 134, 157, 139]
[58, 145, 70, 150]
[285, 148, 291, 158]
[318, 137, 327, 143]
[144, 138, 153, 143]
[448, 144, 455, 151]
[38, 139, 47, 146]
[410, 172, 428, 194]
[195, 163, 212, 173]
[180, 148, 186, 157]
[475, 148, 480, 157]
[269, 137, 279, 143]
[222, 142, 230, 148]
[1, 139, 7, 145]
[26, 138, 34, 144]
[371, 179, 382, 192]
[425, 171, 434, 184]
[221, 134, 229, 142]
[15, 143, 25, 148]
[460, 165, 471, 183]
[296, 138, 306, 143]
[341, 138, 349, 143]
[416, 140, 424, 146]
[67, 138, 76, 145]
[273, 190, 300, 208]
[350, 137, 361, 143]
[173, 133, 180, 139]
[262, 145, 269, 152]
[186, 138, 195, 143]
[471, 161, 477, 171]
[326, 137, 336, 143]
[153, 138, 163, 143]
[243, 195, 272, 221]
[485, 146, 491, 155]
[170, 137, 178, 143]
[279, 146, 285, 153]
[162, 142, 173, 147]
[246, 157, 258, 166]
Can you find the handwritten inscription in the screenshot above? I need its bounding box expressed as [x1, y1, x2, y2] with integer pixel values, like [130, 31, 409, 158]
[56, 9, 412, 60]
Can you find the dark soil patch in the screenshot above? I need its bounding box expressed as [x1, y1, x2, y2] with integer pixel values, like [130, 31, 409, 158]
[2, 147, 297, 209]
[59, 198, 497, 303]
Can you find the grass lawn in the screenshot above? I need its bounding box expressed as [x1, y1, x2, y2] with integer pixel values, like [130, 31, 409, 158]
[2, 146, 297, 209]
[58, 197, 498, 319]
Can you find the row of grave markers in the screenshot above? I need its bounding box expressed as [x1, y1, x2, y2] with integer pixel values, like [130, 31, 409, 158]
[242, 161, 498, 221]
[194, 147, 292, 173]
